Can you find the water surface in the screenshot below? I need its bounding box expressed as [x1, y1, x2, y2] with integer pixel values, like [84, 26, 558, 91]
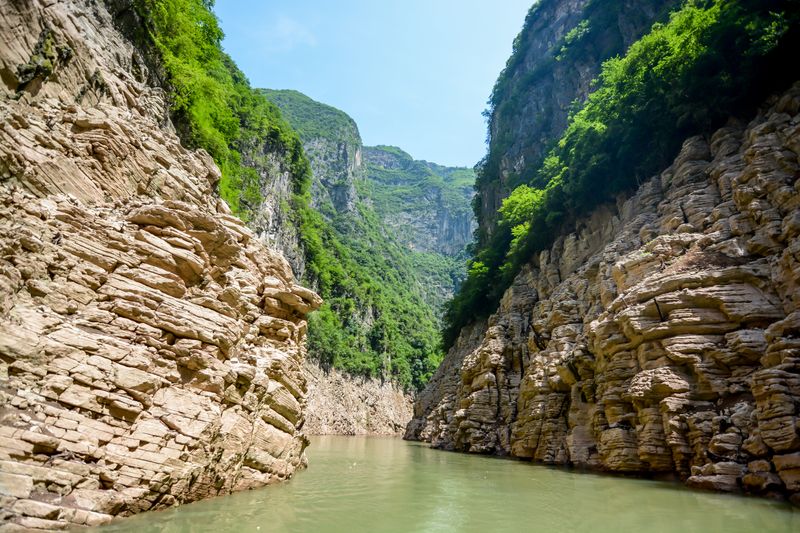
[95, 436, 799, 533]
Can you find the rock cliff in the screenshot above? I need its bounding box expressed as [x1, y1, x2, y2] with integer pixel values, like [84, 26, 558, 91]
[0, 0, 320, 529]
[260, 89, 363, 218]
[408, 84, 800, 504]
[362, 146, 475, 258]
[476, 0, 679, 240]
[303, 362, 412, 436]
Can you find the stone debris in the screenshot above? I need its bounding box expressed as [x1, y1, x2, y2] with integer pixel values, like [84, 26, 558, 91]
[408, 83, 800, 505]
[0, 0, 321, 529]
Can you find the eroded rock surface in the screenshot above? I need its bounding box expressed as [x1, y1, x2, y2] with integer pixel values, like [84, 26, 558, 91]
[304, 361, 412, 435]
[0, 0, 320, 529]
[408, 84, 800, 504]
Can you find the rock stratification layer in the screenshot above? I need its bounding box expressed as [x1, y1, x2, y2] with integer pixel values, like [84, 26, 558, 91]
[408, 84, 800, 504]
[303, 362, 412, 436]
[0, 0, 320, 529]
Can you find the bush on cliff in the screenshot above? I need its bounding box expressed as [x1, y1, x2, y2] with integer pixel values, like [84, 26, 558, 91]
[134, 0, 310, 219]
[444, 0, 800, 348]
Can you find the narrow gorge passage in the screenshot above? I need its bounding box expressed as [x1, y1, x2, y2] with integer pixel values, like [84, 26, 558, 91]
[95, 437, 799, 533]
[1, 0, 800, 530]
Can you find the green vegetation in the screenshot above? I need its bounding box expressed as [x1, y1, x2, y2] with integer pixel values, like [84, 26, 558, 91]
[476, 0, 679, 239]
[359, 145, 475, 313]
[445, 0, 800, 347]
[134, 0, 310, 220]
[296, 199, 443, 389]
[262, 96, 467, 390]
[260, 89, 361, 148]
[407, 251, 468, 312]
[363, 146, 474, 222]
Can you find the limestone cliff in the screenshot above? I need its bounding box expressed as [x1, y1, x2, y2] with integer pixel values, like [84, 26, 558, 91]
[303, 362, 412, 436]
[476, 0, 679, 240]
[362, 146, 475, 258]
[408, 84, 800, 503]
[261, 89, 363, 217]
[361, 145, 475, 312]
[0, 0, 320, 529]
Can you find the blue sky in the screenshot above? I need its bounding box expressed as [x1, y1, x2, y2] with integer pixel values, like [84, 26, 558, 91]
[214, 0, 533, 167]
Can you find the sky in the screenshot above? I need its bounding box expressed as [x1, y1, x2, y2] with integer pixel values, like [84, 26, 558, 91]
[214, 0, 533, 167]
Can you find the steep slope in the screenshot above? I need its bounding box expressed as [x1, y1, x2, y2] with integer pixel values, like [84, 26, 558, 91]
[475, 0, 680, 241]
[409, 85, 800, 502]
[126, 2, 313, 281]
[411, 0, 800, 505]
[362, 145, 475, 312]
[260, 89, 362, 217]
[263, 90, 474, 393]
[0, 0, 319, 528]
[362, 145, 474, 257]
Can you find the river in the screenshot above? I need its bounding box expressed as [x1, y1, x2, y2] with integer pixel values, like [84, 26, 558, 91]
[93, 436, 799, 533]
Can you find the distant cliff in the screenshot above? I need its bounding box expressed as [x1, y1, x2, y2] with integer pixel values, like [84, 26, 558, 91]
[260, 89, 363, 216]
[262, 90, 474, 399]
[363, 145, 475, 257]
[362, 145, 476, 312]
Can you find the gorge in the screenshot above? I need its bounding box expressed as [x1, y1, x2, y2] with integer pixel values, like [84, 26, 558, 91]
[0, 0, 799, 531]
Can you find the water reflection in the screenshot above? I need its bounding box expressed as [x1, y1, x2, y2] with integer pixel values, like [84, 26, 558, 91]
[93, 436, 799, 533]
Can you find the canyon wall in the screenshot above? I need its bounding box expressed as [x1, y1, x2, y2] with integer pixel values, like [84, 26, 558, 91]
[264, 89, 471, 397]
[0, 0, 320, 529]
[303, 362, 412, 435]
[476, 0, 679, 239]
[408, 84, 800, 503]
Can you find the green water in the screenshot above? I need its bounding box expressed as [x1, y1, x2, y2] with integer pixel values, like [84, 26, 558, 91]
[95, 436, 798, 533]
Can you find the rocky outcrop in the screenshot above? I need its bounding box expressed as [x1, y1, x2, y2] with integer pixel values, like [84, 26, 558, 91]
[0, 189, 320, 528]
[304, 362, 412, 435]
[405, 320, 487, 445]
[304, 137, 361, 214]
[0, 0, 320, 529]
[408, 84, 800, 504]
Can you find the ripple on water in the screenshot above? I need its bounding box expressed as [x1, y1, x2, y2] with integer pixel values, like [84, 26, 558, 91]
[92, 436, 800, 533]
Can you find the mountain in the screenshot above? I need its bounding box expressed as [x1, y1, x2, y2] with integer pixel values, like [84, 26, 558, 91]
[261, 89, 475, 389]
[361, 145, 476, 312]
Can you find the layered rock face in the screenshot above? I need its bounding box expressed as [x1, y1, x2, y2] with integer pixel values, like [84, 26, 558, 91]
[303, 362, 412, 435]
[0, 0, 320, 529]
[408, 84, 800, 503]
